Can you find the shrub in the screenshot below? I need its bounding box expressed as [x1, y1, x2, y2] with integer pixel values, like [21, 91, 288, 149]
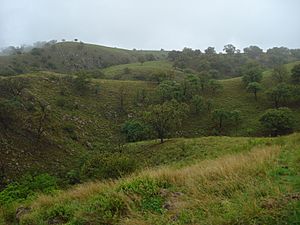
[118, 177, 169, 213]
[121, 120, 149, 142]
[291, 64, 300, 83]
[259, 107, 295, 136]
[73, 192, 127, 225]
[0, 174, 57, 205]
[81, 153, 137, 180]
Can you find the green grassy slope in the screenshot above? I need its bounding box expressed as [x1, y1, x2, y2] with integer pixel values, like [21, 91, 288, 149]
[0, 42, 167, 76]
[1, 62, 300, 181]
[0, 72, 156, 181]
[1, 133, 299, 225]
[101, 60, 185, 81]
[184, 63, 300, 137]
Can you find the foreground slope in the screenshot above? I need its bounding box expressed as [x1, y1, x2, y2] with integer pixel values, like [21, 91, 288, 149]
[1, 133, 299, 225]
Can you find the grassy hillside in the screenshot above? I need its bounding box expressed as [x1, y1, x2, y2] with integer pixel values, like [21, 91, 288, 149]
[0, 61, 300, 182]
[1, 133, 299, 225]
[184, 62, 300, 137]
[101, 61, 186, 81]
[0, 42, 168, 76]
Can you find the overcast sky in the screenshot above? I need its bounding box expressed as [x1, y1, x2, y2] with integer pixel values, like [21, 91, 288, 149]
[0, 0, 299, 51]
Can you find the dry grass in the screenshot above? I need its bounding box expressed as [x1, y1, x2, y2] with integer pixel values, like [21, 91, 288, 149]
[18, 145, 282, 225]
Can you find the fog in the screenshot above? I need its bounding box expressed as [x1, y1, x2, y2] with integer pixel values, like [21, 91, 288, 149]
[0, 0, 299, 51]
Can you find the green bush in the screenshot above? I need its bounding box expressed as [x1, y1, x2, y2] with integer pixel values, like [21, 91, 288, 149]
[121, 120, 150, 142]
[260, 107, 295, 136]
[81, 153, 137, 180]
[73, 192, 127, 225]
[118, 177, 170, 213]
[0, 174, 57, 205]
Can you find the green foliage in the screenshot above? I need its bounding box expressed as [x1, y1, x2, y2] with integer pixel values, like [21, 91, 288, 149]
[157, 80, 183, 102]
[260, 107, 295, 136]
[223, 44, 237, 55]
[243, 46, 263, 59]
[118, 177, 168, 213]
[272, 65, 289, 83]
[181, 74, 201, 100]
[246, 82, 262, 100]
[81, 153, 137, 180]
[0, 174, 57, 206]
[121, 120, 149, 142]
[212, 109, 242, 134]
[62, 123, 77, 140]
[0, 99, 22, 129]
[144, 100, 189, 143]
[207, 79, 223, 94]
[266, 83, 292, 108]
[73, 192, 127, 225]
[242, 62, 263, 85]
[72, 72, 91, 95]
[191, 95, 205, 114]
[291, 64, 300, 83]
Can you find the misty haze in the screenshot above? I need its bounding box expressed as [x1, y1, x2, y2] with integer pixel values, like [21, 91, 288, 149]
[0, 1, 299, 224]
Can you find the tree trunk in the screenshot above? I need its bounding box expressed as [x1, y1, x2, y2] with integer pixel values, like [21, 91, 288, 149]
[160, 137, 164, 144]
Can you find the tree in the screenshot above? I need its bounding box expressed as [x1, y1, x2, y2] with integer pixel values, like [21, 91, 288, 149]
[212, 109, 231, 132]
[0, 77, 30, 97]
[181, 74, 200, 100]
[272, 65, 289, 83]
[144, 100, 188, 143]
[260, 107, 294, 136]
[266, 47, 290, 67]
[117, 86, 127, 114]
[242, 63, 263, 85]
[73, 72, 91, 95]
[230, 110, 241, 135]
[204, 47, 216, 55]
[207, 79, 223, 94]
[157, 80, 182, 102]
[138, 55, 145, 65]
[266, 83, 292, 108]
[29, 100, 51, 140]
[0, 99, 21, 130]
[191, 95, 205, 114]
[291, 64, 300, 83]
[121, 120, 149, 142]
[243, 46, 263, 59]
[223, 44, 236, 55]
[247, 82, 262, 101]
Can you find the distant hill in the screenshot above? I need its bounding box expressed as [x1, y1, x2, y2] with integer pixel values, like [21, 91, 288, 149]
[0, 42, 168, 76]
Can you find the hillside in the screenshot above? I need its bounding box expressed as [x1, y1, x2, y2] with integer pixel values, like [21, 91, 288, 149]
[0, 133, 299, 224]
[0, 42, 168, 76]
[0, 61, 300, 183]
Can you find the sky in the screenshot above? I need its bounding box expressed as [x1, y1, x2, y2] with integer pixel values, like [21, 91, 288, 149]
[0, 0, 299, 52]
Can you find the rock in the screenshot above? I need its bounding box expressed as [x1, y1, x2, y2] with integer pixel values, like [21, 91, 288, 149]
[172, 191, 184, 197]
[163, 201, 172, 210]
[16, 207, 31, 222]
[171, 213, 179, 221]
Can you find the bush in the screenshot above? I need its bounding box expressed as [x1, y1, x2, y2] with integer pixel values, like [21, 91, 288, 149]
[121, 120, 149, 142]
[259, 107, 295, 136]
[0, 174, 57, 205]
[81, 153, 137, 180]
[118, 177, 169, 213]
[291, 64, 300, 83]
[73, 192, 127, 225]
[62, 123, 77, 140]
